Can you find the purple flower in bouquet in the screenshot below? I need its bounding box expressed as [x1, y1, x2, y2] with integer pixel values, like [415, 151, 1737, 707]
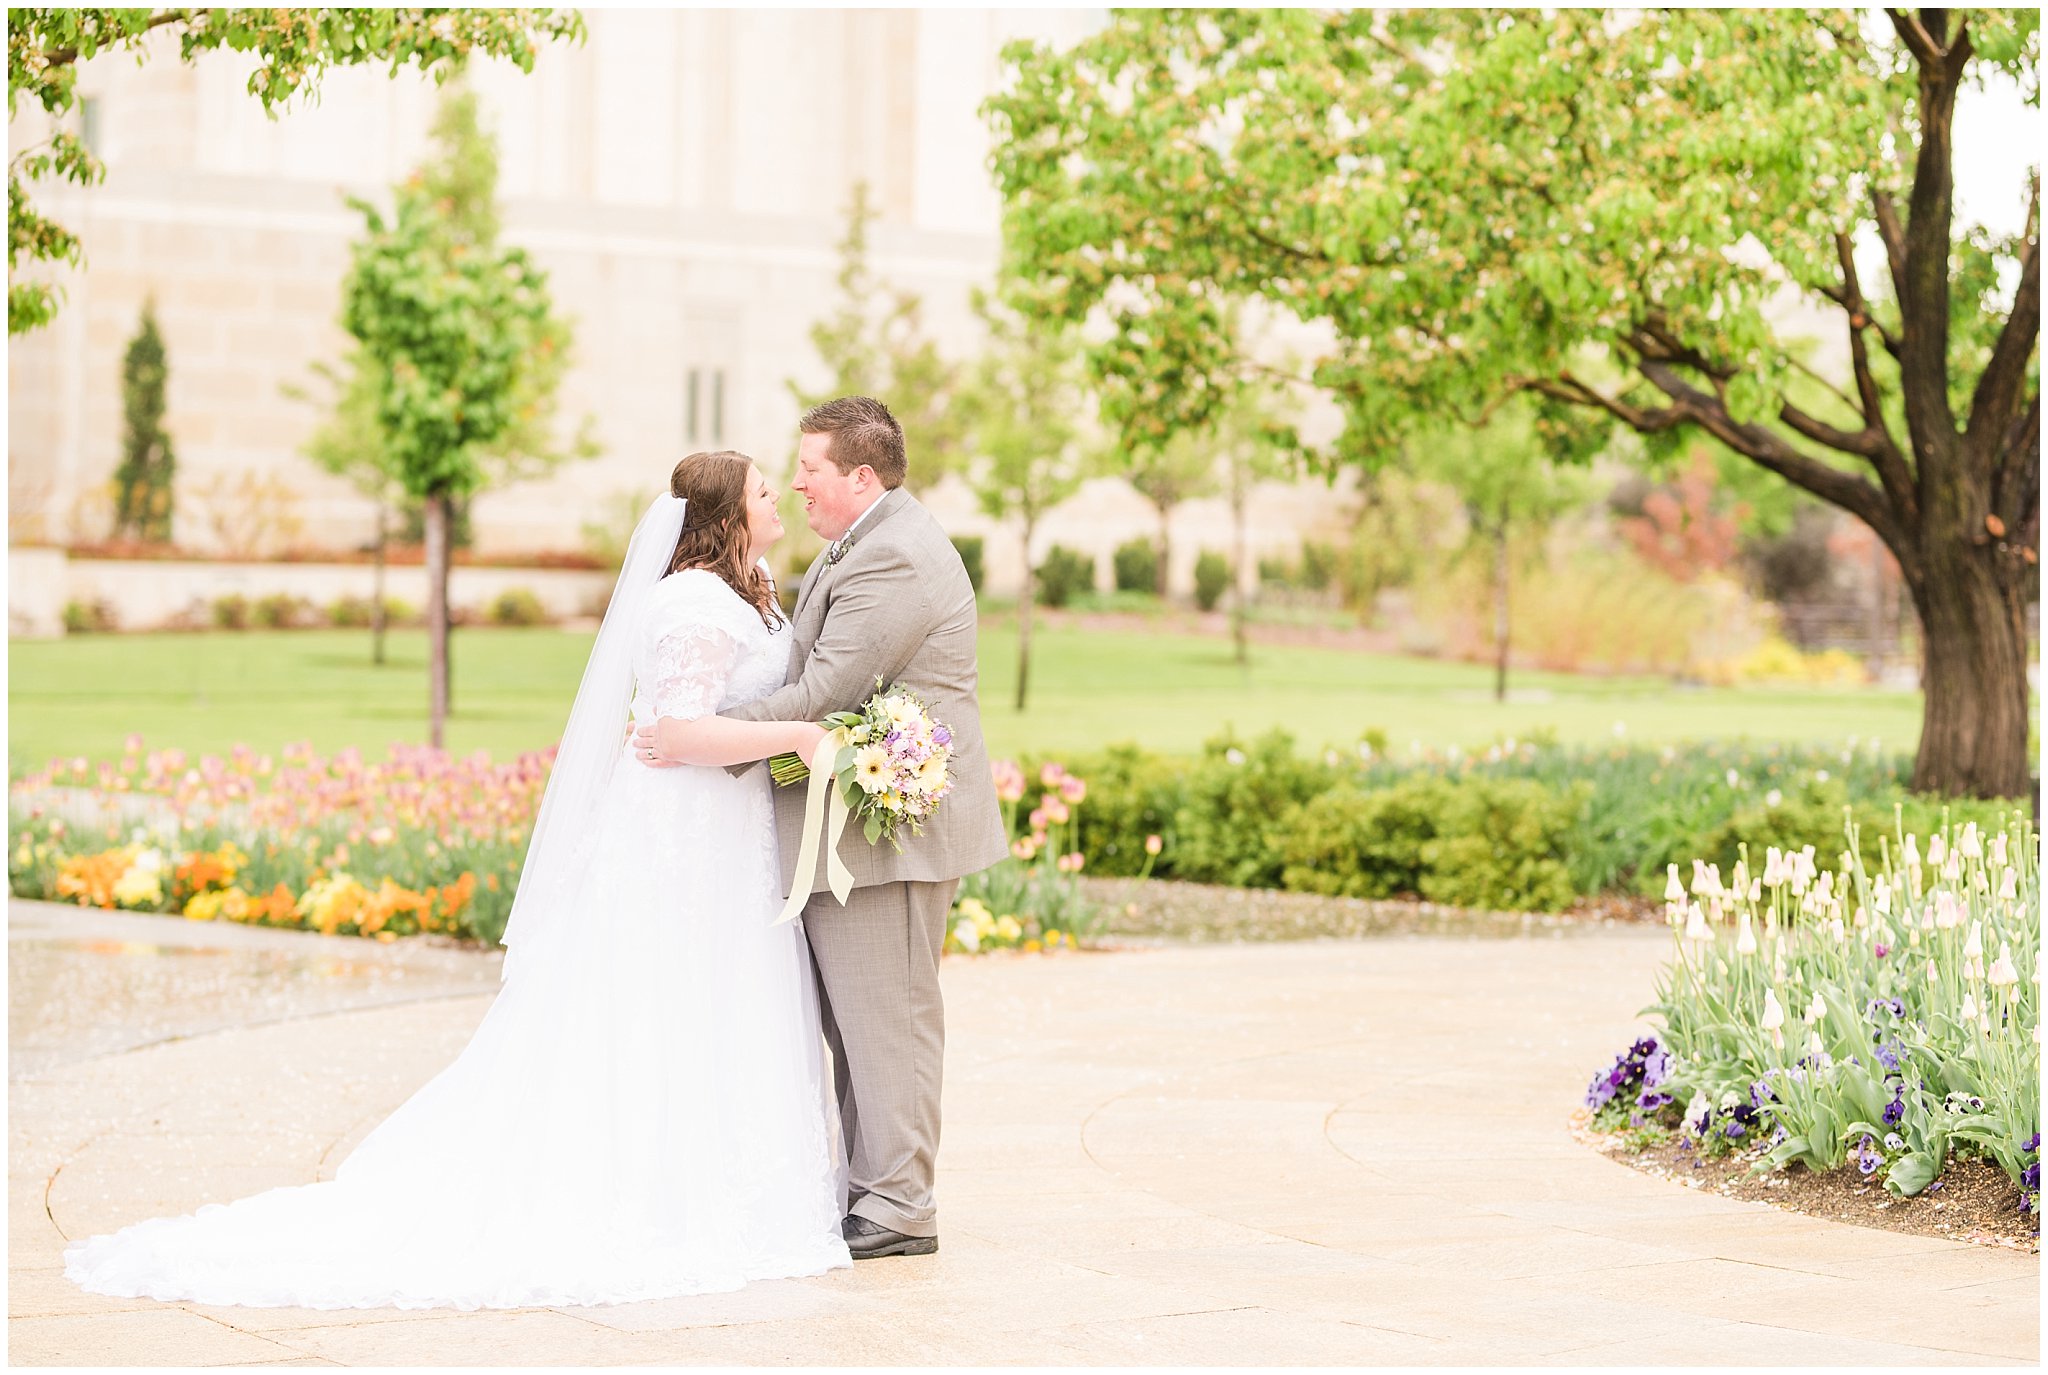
[1882, 1094, 1906, 1127]
[2024, 1132, 2040, 1153]
[2023, 1162, 2040, 1191]
[1642, 1046, 1674, 1089]
[1858, 1147, 1882, 1176]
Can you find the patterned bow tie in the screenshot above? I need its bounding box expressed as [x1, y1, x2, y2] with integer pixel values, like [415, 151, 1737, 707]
[825, 534, 853, 566]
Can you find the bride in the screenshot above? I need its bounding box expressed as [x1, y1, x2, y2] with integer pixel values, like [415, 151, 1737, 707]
[64, 451, 852, 1309]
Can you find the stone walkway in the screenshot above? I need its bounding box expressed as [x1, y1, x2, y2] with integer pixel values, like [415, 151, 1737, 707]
[9, 900, 2038, 1366]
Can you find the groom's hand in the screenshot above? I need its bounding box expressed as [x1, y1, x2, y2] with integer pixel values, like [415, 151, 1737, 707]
[628, 721, 685, 769]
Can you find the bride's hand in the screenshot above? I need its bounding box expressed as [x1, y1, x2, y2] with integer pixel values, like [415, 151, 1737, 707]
[790, 722, 829, 760]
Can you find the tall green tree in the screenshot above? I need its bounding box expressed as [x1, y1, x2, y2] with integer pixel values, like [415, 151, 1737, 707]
[341, 169, 557, 748]
[1414, 406, 1590, 702]
[988, 9, 2040, 798]
[959, 290, 1095, 711]
[291, 83, 592, 671]
[7, 8, 584, 334]
[1211, 382, 1301, 666]
[1124, 429, 1217, 598]
[112, 298, 175, 543]
[283, 351, 400, 661]
[790, 180, 968, 489]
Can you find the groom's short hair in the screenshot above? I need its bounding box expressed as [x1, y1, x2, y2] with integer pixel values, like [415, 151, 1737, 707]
[800, 396, 906, 489]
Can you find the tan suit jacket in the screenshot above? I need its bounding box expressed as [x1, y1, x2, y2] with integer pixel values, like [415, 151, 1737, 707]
[726, 488, 1008, 897]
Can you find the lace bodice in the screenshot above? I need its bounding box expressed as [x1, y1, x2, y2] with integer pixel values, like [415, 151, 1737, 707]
[630, 569, 791, 725]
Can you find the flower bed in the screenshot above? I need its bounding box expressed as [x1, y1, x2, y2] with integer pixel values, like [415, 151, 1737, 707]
[9, 737, 1102, 956]
[1582, 814, 2039, 1217]
[945, 759, 1108, 954]
[11, 738, 542, 942]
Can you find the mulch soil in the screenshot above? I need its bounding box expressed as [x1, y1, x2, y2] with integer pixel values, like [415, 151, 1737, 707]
[1574, 1117, 2040, 1253]
[1085, 875, 1661, 944]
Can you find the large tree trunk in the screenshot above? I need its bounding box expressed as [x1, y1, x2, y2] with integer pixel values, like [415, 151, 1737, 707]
[1016, 514, 1036, 711]
[425, 490, 450, 749]
[1906, 542, 2032, 800]
[371, 500, 388, 667]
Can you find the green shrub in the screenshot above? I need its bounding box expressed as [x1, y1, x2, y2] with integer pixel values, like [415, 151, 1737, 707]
[210, 594, 249, 630]
[327, 596, 373, 628]
[1036, 545, 1095, 608]
[1112, 538, 1160, 594]
[1258, 554, 1295, 587]
[1689, 780, 1879, 877]
[1418, 778, 1588, 912]
[487, 587, 550, 627]
[951, 535, 985, 593]
[1300, 540, 1339, 592]
[1194, 550, 1230, 612]
[1172, 730, 1336, 888]
[1048, 743, 1187, 877]
[252, 593, 311, 629]
[1278, 776, 1453, 899]
[61, 599, 118, 634]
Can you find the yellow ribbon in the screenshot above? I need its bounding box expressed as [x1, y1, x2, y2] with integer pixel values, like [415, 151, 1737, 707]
[772, 730, 856, 928]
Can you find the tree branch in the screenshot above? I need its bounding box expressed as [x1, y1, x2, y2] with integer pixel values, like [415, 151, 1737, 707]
[1966, 216, 2039, 450]
[38, 10, 193, 71]
[1633, 360, 1912, 573]
[1872, 191, 1909, 305]
[1887, 8, 1944, 66]
[1785, 355, 1862, 416]
[1825, 230, 1918, 525]
[1992, 391, 2040, 548]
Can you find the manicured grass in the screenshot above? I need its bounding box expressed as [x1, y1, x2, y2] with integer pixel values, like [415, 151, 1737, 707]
[9, 620, 1942, 776]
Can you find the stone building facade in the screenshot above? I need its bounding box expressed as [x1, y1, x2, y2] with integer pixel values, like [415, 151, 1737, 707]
[8, 8, 1344, 604]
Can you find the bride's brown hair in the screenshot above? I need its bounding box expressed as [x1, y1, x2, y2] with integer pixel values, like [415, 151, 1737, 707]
[667, 450, 784, 630]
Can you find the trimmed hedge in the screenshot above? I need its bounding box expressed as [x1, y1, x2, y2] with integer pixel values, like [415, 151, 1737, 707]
[1029, 730, 2017, 914]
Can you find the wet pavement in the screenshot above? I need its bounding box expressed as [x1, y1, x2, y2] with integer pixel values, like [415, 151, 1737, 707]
[8, 903, 501, 1080]
[8, 898, 2039, 1366]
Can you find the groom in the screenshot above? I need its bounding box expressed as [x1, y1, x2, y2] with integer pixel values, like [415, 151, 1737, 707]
[636, 395, 1006, 1259]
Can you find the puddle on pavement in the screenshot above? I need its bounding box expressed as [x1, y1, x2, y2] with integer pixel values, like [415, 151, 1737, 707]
[8, 932, 500, 1081]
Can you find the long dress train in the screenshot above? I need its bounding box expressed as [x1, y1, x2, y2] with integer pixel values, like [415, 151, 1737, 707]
[64, 568, 849, 1309]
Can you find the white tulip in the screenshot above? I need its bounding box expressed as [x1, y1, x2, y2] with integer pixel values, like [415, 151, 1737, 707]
[1684, 902, 1713, 943]
[1761, 988, 1785, 1031]
[1963, 920, 1983, 961]
[1990, 833, 2008, 868]
[1960, 992, 1978, 1021]
[1958, 825, 1981, 860]
[1764, 847, 1786, 886]
[1988, 944, 2018, 988]
[1735, 910, 1757, 955]
[1904, 835, 1921, 869]
[1666, 864, 1686, 902]
[1998, 868, 2018, 901]
[1803, 991, 1826, 1025]
[1928, 833, 1946, 867]
[1927, 959, 1940, 986]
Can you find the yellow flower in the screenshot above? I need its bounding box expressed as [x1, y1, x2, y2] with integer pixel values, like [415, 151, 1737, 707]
[853, 745, 891, 794]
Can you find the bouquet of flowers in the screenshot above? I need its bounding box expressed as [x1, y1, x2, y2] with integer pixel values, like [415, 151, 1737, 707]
[768, 682, 954, 849]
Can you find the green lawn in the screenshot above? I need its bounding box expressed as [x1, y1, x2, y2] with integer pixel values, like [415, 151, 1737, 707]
[8, 620, 1940, 776]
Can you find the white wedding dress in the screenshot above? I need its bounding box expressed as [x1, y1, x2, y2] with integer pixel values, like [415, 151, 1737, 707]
[64, 567, 851, 1309]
